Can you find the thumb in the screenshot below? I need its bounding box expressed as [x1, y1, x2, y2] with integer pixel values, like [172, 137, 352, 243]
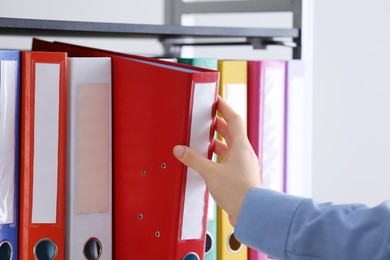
[173, 145, 215, 181]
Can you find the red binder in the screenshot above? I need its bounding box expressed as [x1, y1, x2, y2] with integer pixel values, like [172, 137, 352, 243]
[19, 51, 67, 260]
[33, 39, 219, 260]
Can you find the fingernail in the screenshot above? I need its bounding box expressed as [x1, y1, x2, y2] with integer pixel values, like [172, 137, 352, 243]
[173, 145, 185, 158]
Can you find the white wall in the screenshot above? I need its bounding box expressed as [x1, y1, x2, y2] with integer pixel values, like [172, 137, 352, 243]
[0, 0, 162, 23]
[312, 0, 390, 206]
[0, 0, 164, 55]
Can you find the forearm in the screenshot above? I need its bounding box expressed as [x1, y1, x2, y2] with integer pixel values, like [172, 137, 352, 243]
[235, 188, 305, 259]
[235, 188, 390, 260]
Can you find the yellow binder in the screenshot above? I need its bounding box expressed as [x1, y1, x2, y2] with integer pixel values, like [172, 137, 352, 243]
[217, 60, 248, 260]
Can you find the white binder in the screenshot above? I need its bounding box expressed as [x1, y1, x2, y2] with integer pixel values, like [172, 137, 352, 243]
[66, 57, 112, 260]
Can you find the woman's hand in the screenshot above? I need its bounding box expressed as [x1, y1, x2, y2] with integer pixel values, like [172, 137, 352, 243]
[173, 96, 261, 226]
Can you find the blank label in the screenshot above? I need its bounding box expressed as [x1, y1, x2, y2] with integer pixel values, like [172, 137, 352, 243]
[77, 84, 110, 214]
[181, 82, 216, 240]
[32, 63, 60, 224]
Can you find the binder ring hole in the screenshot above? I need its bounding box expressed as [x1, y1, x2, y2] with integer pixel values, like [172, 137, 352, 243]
[33, 238, 58, 260]
[161, 163, 167, 169]
[83, 238, 102, 260]
[205, 231, 213, 254]
[227, 231, 242, 253]
[182, 252, 200, 260]
[0, 241, 12, 260]
[155, 231, 160, 237]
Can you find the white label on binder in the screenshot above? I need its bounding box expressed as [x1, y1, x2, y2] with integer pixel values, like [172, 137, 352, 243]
[32, 63, 60, 224]
[182, 82, 216, 240]
[0, 60, 17, 224]
[77, 84, 110, 214]
[208, 194, 215, 220]
[286, 76, 306, 196]
[225, 83, 247, 128]
[262, 67, 285, 192]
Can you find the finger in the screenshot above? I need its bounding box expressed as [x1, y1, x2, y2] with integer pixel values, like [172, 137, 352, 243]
[173, 145, 215, 181]
[215, 116, 231, 144]
[217, 97, 246, 141]
[213, 139, 229, 160]
[217, 96, 241, 123]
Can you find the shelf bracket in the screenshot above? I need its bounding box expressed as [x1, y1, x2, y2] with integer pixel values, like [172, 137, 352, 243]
[161, 37, 297, 57]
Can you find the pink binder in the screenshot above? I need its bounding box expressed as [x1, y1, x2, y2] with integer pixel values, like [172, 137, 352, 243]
[247, 60, 287, 260]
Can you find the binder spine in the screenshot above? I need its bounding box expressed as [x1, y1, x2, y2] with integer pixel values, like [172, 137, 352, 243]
[0, 51, 20, 260]
[19, 51, 67, 260]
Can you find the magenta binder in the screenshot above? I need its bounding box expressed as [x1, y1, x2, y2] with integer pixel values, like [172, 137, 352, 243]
[247, 60, 287, 260]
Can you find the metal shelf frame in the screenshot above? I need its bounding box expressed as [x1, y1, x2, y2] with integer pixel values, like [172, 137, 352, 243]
[164, 0, 302, 58]
[0, 16, 299, 57]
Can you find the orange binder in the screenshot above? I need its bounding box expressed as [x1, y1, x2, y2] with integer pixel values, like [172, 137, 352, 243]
[19, 51, 67, 260]
[32, 39, 219, 260]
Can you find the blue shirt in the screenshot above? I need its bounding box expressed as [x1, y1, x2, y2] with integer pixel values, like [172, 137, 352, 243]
[235, 188, 390, 260]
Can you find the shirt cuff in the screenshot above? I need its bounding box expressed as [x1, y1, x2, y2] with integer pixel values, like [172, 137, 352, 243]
[234, 188, 306, 259]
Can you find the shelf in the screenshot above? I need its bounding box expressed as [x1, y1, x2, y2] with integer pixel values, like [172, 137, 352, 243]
[0, 17, 300, 57]
[0, 17, 299, 39]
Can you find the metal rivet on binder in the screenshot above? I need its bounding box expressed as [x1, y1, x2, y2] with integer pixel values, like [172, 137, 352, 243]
[155, 231, 160, 237]
[161, 163, 167, 169]
[227, 231, 242, 253]
[83, 237, 102, 260]
[141, 170, 147, 176]
[0, 241, 12, 260]
[138, 214, 143, 220]
[182, 252, 200, 260]
[33, 238, 58, 260]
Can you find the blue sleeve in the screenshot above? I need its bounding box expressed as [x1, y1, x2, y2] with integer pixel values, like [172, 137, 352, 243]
[234, 188, 390, 260]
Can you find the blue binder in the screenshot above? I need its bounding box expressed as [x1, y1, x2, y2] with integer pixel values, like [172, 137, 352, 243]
[0, 50, 20, 260]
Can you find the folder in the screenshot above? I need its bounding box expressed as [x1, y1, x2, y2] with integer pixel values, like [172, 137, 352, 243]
[217, 60, 248, 260]
[0, 50, 20, 260]
[32, 39, 219, 260]
[247, 60, 286, 260]
[178, 57, 218, 260]
[19, 51, 67, 260]
[66, 57, 112, 259]
[285, 60, 307, 197]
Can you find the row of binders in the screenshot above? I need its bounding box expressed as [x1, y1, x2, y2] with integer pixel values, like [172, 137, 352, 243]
[179, 58, 306, 260]
[0, 38, 305, 260]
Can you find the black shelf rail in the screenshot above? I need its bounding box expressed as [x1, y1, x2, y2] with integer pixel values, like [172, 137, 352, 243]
[0, 17, 298, 38]
[0, 17, 300, 56]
